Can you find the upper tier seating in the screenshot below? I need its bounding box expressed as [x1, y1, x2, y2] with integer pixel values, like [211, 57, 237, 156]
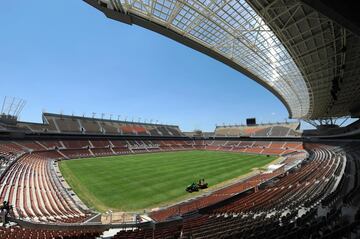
[99, 121, 118, 134]
[80, 119, 101, 134]
[120, 125, 136, 135]
[215, 122, 300, 137]
[11, 113, 184, 137]
[132, 125, 149, 136]
[54, 118, 81, 133]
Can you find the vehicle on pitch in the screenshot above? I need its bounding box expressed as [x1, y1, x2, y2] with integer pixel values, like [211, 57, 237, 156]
[186, 182, 199, 193]
[197, 178, 208, 189]
[186, 179, 208, 193]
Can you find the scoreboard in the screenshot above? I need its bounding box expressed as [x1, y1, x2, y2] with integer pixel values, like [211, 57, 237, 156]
[246, 118, 256, 125]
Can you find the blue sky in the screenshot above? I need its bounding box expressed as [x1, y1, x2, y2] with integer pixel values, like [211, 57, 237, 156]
[0, 0, 299, 132]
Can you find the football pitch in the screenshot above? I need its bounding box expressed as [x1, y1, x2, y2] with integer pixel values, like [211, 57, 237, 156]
[59, 151, 277, 212]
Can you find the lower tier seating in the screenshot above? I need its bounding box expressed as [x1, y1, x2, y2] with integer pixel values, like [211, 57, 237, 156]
[0, 226, 103, 239]
[113, 143, 360, 238]
[0, 154, 89, 223]
[0, 139, 302, 225]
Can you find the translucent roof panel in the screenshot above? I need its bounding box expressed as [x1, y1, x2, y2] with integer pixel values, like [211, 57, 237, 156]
[96, 0, 311, 118]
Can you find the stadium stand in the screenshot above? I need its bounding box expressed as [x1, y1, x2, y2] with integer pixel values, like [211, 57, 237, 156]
[110, 143, 360, 238]
[80, 118, 102, 134]
[1, 113, 360, 238]
[214, 122, 300, 137]
[0, 153, 89, 223]
[54, 117, 81, 133]
[0, 138, 303, 223]
[14, 113, 184, 137]
[0, 226, 103, 239]
[1, 113, 305, 139]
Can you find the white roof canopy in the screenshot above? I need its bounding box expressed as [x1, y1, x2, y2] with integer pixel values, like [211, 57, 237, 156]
[85, 0, 360, 119]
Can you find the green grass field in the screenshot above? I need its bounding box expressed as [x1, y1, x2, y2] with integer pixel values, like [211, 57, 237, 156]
[59, 151, 277, 212]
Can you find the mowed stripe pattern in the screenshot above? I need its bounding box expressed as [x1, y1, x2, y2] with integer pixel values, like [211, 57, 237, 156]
[59, 151, 276, 211]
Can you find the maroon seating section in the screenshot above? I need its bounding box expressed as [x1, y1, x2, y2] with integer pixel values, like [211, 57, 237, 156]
[0, 139, 302, 223]
[0, 153, 90, 223]
[113, 144, 355, 239]
[1, 139, 357, 239]
[0, 226, 102, 239]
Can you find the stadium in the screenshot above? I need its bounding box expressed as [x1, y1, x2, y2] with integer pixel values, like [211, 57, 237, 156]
[1, 0, 360, 238]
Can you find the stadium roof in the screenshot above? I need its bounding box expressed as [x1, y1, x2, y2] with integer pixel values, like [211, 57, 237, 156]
[84, 0, 360, 120]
